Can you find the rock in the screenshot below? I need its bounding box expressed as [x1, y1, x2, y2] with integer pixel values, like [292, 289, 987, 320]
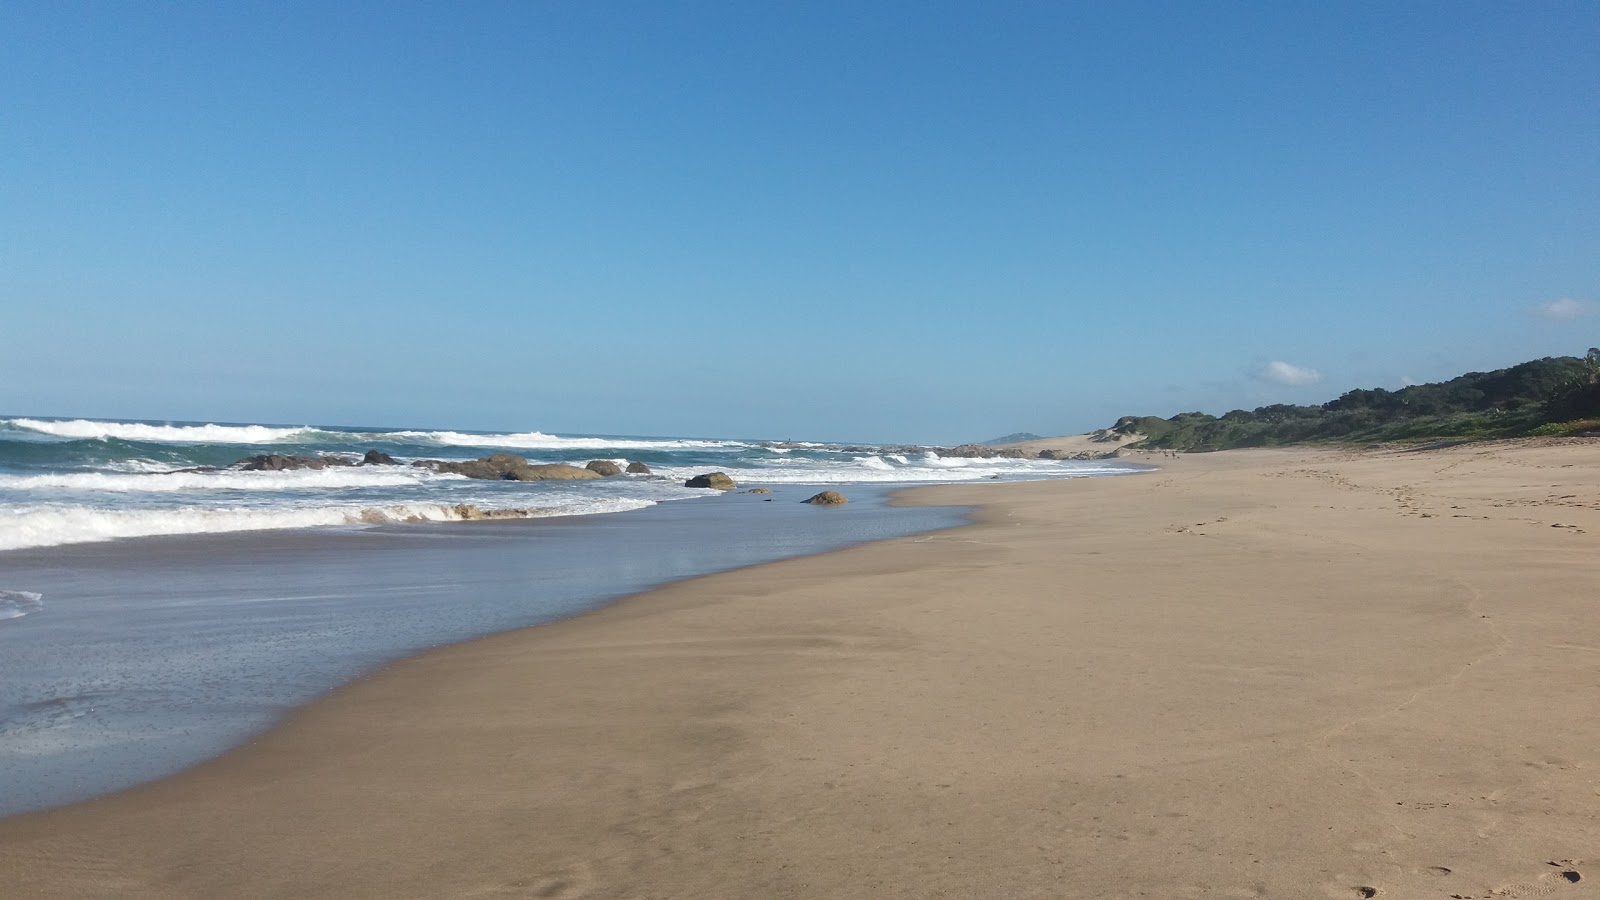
[625, 461, 652, 474]
[425, 453, 601, 481]
[1037, 449, 1061, 459]
[585, 460, 623, 477]
[685, 472, 737, 490]
[745, 487, 773, 494]
[235, 454, 353, 471]
[803, 490, 848, 505]
[362, 450, 398, 466]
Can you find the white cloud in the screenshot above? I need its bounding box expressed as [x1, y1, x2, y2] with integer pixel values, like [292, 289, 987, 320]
[1253, 360, 1323, 387]
[1531, 297, 1593, 321]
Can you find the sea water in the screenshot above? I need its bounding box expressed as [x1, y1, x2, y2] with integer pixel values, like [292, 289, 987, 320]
[0, 416, 1133, 552]
[0, 416, 1145, 815]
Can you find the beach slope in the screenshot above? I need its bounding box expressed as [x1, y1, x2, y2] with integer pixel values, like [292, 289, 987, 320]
[3, 441, 1597, 898]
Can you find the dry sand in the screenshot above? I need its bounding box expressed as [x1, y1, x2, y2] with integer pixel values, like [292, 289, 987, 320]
[3, 440, 1598, 899]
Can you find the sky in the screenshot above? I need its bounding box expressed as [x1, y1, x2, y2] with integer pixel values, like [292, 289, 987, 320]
[2, 2, 1596, 444]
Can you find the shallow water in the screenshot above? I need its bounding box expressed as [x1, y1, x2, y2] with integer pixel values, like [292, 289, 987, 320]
[0, 483, 970, 815]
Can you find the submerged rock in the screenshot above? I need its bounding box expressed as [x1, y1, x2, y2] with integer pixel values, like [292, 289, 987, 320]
[803, 490, 848, 505]
[685, 472, 737, 491]
[745, 487, 773, 494]
[362, 450, 398, 466]
[235, 454, 353, 471]
[450, 503, 540, 520]
[585, 460, 623, 477]
[625, 461, 652, 474]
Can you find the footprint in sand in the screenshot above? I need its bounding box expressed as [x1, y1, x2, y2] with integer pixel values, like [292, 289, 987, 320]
[1476, 860, 1583, 898]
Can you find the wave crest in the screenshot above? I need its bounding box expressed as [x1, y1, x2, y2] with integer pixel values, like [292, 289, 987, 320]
[5, 419, 313, 444]
[0, 498, 659, 551]
[0, 590, 44, 621]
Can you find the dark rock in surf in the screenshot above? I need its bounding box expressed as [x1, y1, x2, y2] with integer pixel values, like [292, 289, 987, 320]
[585, 460, 623, 477]
[685, 472, 737, 491]
[235, 454, 354, 471]
[362, 450, 398, 466]
[803, 490, 848, 505]
[625, 462, 652, 474]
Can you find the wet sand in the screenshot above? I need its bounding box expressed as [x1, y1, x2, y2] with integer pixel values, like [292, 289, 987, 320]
[3, 441, 1597, 898]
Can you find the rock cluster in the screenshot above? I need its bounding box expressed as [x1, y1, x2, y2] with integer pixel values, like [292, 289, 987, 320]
[236, 454, 354, 471]
[232, 450, 652, 481]
[938, 444, 1028, 459]
[419, 453, 602, 482]
[1036, 448, 1118, 460]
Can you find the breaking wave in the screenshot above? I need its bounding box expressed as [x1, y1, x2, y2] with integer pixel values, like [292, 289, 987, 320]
[2, 418, 748, 452]
[0, 467, 450, 493]
[0, 590, 44, 621]
[382, 430, 747, 451]
[4, 419, 315, 444]
[0, 498, 657, 552]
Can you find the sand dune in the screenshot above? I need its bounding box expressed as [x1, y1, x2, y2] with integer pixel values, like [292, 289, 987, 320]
[2, 440, 1597, 898]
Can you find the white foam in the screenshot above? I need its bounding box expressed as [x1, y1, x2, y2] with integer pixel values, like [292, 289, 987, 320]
[6, 419, 314, 444]
[0, 497, 662, 551]
[0, 467, 449, 494]
[855, 456, 897, 471]
[385, 429, 748, 451]
[646, 458, 1141, 485]
[0, 590, 44, 620]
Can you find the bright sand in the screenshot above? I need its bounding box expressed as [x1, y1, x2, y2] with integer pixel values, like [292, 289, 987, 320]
[2, 441, 1596, 898]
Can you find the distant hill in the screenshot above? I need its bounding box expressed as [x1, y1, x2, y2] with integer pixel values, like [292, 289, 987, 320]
[981, 432, 1044, 445]
[1110, 352, 1600, 452]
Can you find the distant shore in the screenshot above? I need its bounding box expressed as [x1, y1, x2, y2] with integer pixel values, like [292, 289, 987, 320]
[3, 439, 1597, 898]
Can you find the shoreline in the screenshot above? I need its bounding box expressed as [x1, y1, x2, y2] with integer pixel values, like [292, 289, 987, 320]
[3, 441, 1598, 897]
[0, 481, 994, 816]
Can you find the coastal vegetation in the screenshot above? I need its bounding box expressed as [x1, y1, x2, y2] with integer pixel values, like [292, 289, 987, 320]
[1114, 351, 1600, 451]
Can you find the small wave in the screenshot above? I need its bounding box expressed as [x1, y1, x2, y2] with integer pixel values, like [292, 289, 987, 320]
[0, 590, 44, 621]
[383, 429, 748, 451]
[644, 459, 1142, 485]
[854, 456, 897, 471]
[0, 497, 662, 551]
[5, 419, 314, 444]
[0, 467, 449, 494]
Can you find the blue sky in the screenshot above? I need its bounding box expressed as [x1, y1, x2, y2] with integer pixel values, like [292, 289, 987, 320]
[2, 2, 1596, 444]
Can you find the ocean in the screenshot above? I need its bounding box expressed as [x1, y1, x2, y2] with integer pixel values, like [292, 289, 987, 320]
[0, 416, 1130, 552]
[0, 416, 1145, 815]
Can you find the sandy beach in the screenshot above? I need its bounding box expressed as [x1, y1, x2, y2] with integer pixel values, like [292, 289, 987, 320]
[2, 440, 1597, 899]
